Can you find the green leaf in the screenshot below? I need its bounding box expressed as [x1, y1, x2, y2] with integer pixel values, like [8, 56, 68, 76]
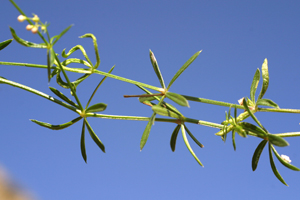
[86, 103, 107, 113]
[258, 58, 269, 100]
[9, 27, 47, 48]
[30, 116, 82, 130]
[256, 98, 279, 108]
[239, 122, 267, 137]
[181, 124, 203, 167]
[184, 125, 204, 148]
[140, 113, 156, 151]
[49, 87, 79, 108]
[51, 24, 73, 46]
[61, 45, 93, 68]
[252, 140, 267, 171]
[167, 51, 202, 89]
[268, 134, 289, 147]
[81, 121, 87, 163]
[149, 50, 165, 88]
[165, 92, 189, 107]
[242, 98, 266, 132]
[85, 119, 105, 153]
[47, 48, 55, 82]
[0, 39, 13, 51]
[232, 130, 236, 151]
[151, 105, 182, 119]
[79, 33, 100, 69]
[170, 125, 181, 152]
[271, 145, 300, 171]
[268, 143, 288, 186]
[250, 68, 260, 103]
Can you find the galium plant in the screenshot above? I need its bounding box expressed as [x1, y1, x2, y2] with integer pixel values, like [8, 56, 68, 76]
[1, 0, 300, 186]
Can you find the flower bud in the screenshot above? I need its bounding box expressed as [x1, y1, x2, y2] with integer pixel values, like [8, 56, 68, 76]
[26, 24, 33, 31]
[281, 154, 291, 163]
[32, 15, 39, 22]
[17, 15, 26, 22]
[31, 26, 38, 34]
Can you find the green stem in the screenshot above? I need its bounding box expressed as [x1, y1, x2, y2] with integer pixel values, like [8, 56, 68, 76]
[0, 77, 78, 113]
[258, 108, 300, 114]
[273, 132, 300, 137]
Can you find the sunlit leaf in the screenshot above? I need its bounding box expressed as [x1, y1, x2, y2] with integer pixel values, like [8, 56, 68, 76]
[81, 121, 87, 163]
[184, 125, 204, 148]
[51, 24, 73, 46]
[256, 98, 279, 108]
[232, 130, 236, 151]
[239, 122, 267, 137]
[0, 39, 13, 51]
[165, 92, 189, 107]
[152, 105, 181, 119]
[181, 124, 203, 167]
[268, 134, 289, 147]
[258, 58, 269, 100]
[242, 98, 266, 132]
[86, 103, 107, 113]
[268, 143, 288, 186]
[85, 119, 105, 153]
[9, 27, 47, 48]
[149, 49, 165, 88]
[170, 125, 181, 152]
[49, 86, 79, 108]
[250, 68, 260, 103]
[270, 145, 300, 171]
[140, 113, 156, 151]
[30, 116, 82, 130]
[252, 140, 267, 171]
[167, 51, 201, 89]
[47, 48, 55, 82]
[79, 33, 100, 69]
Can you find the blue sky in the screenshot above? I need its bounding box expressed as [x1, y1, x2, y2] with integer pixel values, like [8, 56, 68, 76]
[1, 0, 300, 199]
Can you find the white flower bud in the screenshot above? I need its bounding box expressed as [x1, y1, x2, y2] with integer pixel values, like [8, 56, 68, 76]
[17, 15, 26, 22]
[32, 15, 39, 22]
[281, 154, 291, 163]
[26, 24, 33, 31]
[31, 26, 38, 34]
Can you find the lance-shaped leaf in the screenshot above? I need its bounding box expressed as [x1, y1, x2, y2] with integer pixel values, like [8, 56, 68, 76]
[256, 99, 279, 108]
[271, 145, 300, 171]
[250, 68, 260, 103]
[181, 124, 203, 167]
[0, 39, 13, 51]
[268, 143, 288, 186]
[140, 113, 156, 151]
[243, 98, 266, 132]
[30, 116, 82, 130]
[258, 59, 269, 100]
[167, 51, 202, 90]
[239, 122, 267, 137]
[165, 92, 189, 107]
[184, 125, 204, 148]
[268, 134, 289, 147]
[152, 105, 182, 119]
[51, 24, 73, 46]
[170, 125, 181, 152]
[49, 87, 79, 108]
[81, 120, 87, 163]
[47, 48, 55, 82]
[149, 50, 165, 88]
[86, 103, 107, 113]
[232, 130, 236, 151]
[9, 27, 47, 48]
[85, 119, 105, 153]
[252, 140, 267, 171]
[61, 45, 93, 68]
[79, 33, 100, 69]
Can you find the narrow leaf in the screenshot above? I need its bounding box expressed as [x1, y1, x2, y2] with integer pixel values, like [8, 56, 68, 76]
[81, 121, 87, 163]
[149, 50, 165, 88]
[268, 143, 288, 186]
[181, 124, 203, 167]
[268, 134, 289, 147]
[49, 87, 79, 108]
[232, 130, 236, 151]
[165, 92, 189, 107]
[52, 24, 73, 46]
[86, 103, 107, 113]
[30, 116, 82, 130]
[239, 122, 267, 137]
[140, 113, 156, 151]
[47, 48, 55, 82]
[243, 98, 266, 132]
[9, 27, 47, 48]
[258, 58, 269, 100]
[85, 119, 105, 153]
[271, 145, 300, 171]
[79, 33, 100, 69]
[167, 51, 201, 89]
[184, 125, 204, 148]
[0, 39, 13, 51]
[256, 98, 279, 108]
[250, 68, 260, 103]
[152, 105, 181, 119]
[252, 140, 267, 171]
[170, 125, 181, 152]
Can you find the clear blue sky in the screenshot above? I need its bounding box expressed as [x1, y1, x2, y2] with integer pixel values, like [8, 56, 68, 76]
[1, 0, 300, 199]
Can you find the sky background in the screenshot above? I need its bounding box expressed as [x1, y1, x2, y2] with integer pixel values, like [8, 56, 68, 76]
[1, 0, 300, 199]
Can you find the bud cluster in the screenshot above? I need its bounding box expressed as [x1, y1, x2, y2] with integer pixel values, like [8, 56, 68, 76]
[17, 14, 46, 34]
